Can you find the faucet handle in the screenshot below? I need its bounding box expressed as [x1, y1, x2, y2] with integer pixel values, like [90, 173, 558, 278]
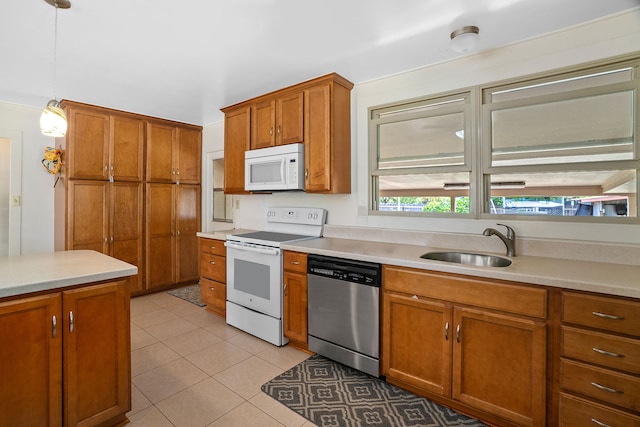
[497, 223, 515, 239]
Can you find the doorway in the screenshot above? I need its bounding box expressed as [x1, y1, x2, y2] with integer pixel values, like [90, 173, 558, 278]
[0, 132, 22, 256]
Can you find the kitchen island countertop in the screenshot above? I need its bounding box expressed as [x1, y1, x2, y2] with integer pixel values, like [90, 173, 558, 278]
[0, 250, 138, 299]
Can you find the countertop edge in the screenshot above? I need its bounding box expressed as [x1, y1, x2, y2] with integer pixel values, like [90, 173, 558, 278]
[0, 250, 138, 299]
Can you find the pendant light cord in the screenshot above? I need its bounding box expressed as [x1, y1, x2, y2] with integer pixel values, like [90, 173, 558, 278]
[53, 5, 58, 100]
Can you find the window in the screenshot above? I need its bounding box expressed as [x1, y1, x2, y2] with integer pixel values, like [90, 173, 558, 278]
[205, 153, 233, 228]
[370, 93, 473, 215]
[369, 57, 640, 221]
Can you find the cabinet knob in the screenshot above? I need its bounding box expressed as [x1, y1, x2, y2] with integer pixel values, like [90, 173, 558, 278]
[210, 246, 216, 250]
[411, 295, 418, 300]
[52, 315, 57, 338]
[277, 125, 281, 135]
[444, 322, 449, 340]
[69, 311, 74, 334]
[290, 261, 300, 265]
[456, 324, 461, 343]
[270, 127, 273, 136]
[209, 287, 215, 291]
[210, 261, 216, 265]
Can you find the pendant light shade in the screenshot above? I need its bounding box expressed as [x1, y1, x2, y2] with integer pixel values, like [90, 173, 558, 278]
[40, 0, 70, 137]
[40, 99, 68, 137]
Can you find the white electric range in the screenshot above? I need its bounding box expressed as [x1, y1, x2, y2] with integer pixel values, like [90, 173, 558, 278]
[224, 207, 326, 346]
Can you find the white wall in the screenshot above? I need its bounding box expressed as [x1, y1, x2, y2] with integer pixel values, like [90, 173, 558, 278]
[0, 103, 57, 255]
[214, 10, 640, 245]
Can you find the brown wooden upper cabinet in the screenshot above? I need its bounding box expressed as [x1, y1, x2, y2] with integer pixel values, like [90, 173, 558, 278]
[251, 91, 304, 149]
[146, 121, 202, 184]
[62, 101, 144, 181]
[222, 73, 353, 194]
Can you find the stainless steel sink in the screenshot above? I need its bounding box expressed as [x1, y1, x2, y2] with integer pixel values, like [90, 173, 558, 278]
[420, 251, 512, 267]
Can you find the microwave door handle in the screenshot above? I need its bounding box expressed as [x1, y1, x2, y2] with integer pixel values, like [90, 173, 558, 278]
[224, 241, 280, 256]
[281, 158, 286, 184]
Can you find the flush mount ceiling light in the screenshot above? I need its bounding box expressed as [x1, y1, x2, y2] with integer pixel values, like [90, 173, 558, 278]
[40, 0, 71, 137]
[450, 25, 479, 54]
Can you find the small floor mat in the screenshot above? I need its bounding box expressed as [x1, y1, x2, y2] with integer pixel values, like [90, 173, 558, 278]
[262, 354, 486, 427]
[167, 284, 206, 307]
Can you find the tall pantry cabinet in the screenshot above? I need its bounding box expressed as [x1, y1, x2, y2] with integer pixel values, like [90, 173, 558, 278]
[54, 100, 202, 295]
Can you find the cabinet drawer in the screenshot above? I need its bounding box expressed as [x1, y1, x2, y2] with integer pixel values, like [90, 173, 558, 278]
[199, 238, 226, 256]
[562, 326, 640, 374]
[559, 393, 640, 427]
[383, 265, 547, 318]
[561, 359, 640, 412]
[283, 251, 307, 273]
[200, 278, 226, 311]
[200, 254, 226, 282]
[563, 292, 640, 337]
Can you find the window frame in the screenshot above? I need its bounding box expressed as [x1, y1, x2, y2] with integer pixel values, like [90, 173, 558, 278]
[368, 55, 640, 223]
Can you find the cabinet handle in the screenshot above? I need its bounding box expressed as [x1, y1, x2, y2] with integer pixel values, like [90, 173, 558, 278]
[210, 246, 216, 250]
[284, 283, 287, 295]
[591, 418, 613, 427]
[592, 311, 624, 320]
[305, 168, 308, 179]
[592, 347, 625, 358]
[591, 382, 623, 394]
[444, 322, 449, 340]
[52, 315, 57, 338]
[209, 287, 215, 291]
[210, 261, 216, 265]
[69, 311, 74, 333]
[456, 325, 461, 343]
[269, 127, 273, 136]
[290, 261, 300, 265]
[411, 295, 418, 300]
[277, 125, 281, 135]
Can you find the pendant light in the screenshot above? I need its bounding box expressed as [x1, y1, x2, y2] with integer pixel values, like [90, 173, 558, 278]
[40, 0, 71, 137]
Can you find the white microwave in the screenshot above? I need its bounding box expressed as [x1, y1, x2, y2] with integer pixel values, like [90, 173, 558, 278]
[245, 143, 305, 192]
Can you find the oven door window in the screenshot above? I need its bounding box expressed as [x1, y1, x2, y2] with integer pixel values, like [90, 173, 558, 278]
[235, 259, 270, 299]
[226, 247, 282, 318]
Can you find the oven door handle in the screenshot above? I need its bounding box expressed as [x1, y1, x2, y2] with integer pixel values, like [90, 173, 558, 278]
[224, 241, 281, 256]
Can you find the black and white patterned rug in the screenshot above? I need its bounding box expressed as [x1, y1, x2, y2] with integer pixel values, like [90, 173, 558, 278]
[167, 284, 206, 307]
[262, 354, 486, 427]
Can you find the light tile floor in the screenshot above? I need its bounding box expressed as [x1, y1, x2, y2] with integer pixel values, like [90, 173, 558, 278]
[127, 291, 316, 427]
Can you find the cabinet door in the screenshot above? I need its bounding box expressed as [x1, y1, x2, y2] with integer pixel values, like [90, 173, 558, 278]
[63, 280, 130, 427]
[146, 122, 177, 182]
[304, 84, 332, 192]
[452, 307, 546, 426]
[110, 114, 144, 181]
[67, 180, 109, 253]
[146, 183, 176, 289]
[223, 106, 251, 193]
[0, 293, 62, 427]
[382, 292, 452, 396]
[251, 99, 276, 149]
[177, 127, 202, 184]
[277, 91, 304, 146]
[67, 106, 110, 180]
[110, 182, 143, 293]
[200, 278, 226, 316]
[283, 270, 308, 346]
[176, 184, 201, 283]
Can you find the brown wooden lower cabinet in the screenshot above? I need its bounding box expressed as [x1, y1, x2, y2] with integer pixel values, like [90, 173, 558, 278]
[199, 237, 226, 316]
[283, 251, 308, 351]
[382, 264, 547, 427]
[0, 279, 131, 427]
[146, 183, 201, 291]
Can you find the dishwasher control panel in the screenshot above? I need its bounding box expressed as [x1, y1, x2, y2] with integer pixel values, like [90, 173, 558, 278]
[307, 255, 381, 287]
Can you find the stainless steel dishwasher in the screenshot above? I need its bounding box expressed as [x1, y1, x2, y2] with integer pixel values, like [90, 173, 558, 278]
[307, 254, 381, 377]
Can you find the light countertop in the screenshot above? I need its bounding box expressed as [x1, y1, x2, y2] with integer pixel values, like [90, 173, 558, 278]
[199, 230, 640, 299]
[0, 250, 138, 299]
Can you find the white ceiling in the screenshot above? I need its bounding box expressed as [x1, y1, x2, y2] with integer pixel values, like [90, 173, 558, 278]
[1, 0, 638, 126]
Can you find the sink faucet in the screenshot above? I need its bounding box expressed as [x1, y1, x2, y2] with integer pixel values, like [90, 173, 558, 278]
[483, 224, 516, 257]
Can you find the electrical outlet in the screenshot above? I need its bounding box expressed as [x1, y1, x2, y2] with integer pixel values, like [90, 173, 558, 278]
[11, 195, 21, 206]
